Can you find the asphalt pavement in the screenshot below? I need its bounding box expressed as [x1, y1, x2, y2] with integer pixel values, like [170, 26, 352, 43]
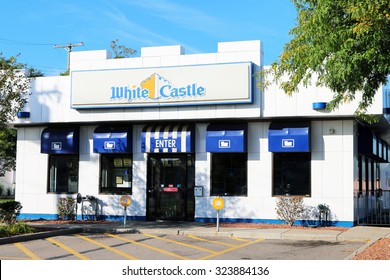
[1, 220, 390, 246]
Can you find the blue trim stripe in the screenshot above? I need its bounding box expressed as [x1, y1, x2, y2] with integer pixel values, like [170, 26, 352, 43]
[195, 218, 354, 228]
[18, 213, 147, 222]
[141, 124, 194, 153]
[18, 213, 354, 228]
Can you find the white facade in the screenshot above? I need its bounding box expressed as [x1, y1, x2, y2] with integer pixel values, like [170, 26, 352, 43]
[13, 40, 389, 226]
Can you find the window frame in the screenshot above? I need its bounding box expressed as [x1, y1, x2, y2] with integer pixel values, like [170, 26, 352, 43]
[47, 154, 79, 194]
[210, 152, 248, 197]
[99, 154, 133, 195]
[272, 152, 311, 197]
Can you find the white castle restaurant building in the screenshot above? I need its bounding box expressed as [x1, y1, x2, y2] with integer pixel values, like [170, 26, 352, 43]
[13, 40, 390, 227]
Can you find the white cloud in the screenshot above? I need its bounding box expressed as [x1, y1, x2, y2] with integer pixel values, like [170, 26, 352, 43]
[124, 0, 225, 35]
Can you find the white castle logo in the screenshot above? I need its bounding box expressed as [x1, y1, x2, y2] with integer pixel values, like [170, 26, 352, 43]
[110, 73, 205, 102]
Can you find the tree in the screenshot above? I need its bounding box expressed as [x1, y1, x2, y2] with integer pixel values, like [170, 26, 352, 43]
[275, 196, 305, 226]
[0, 53, 30, 176]
[0, 128, 17, 177]
[263, 0, 390, 119]
[26, 67, 44, 78]
[110, 39, 137, 59]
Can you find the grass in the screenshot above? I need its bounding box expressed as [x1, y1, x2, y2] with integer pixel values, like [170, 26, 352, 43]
[0, 222, 36, 238]
[0, 197, 33, 237]
[0, 196, 15, 203]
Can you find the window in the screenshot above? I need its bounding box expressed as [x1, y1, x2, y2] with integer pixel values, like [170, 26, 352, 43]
[273, 153, 311, 196]
[211, 153, 247, 196]
[48, 155, 79, 193]
[100, 154, 132, 194]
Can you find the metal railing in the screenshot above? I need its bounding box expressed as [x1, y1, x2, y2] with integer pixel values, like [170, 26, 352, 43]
[355, 190, 390, 225]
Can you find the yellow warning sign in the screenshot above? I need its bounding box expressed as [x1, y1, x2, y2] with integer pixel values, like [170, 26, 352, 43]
[120, 195, 131, 207]
[212, 197, 224, 211]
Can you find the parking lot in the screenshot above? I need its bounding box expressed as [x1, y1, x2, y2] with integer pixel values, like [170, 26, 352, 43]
[0, 232, 365, 260]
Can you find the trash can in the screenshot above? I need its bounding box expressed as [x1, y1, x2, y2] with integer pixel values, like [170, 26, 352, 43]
[318, 204, 330, 227]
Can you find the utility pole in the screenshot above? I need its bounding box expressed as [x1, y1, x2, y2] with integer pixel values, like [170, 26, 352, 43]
[54, 42, 84, 73]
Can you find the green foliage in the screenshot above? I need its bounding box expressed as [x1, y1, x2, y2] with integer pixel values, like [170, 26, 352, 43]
[60, 69, 70, 76]
[261, 0, 390, 119]
[57, 197, 76, 220]
[0, 52, 30, 127]
[26, 67, 44, 77]
[0, 128, 17, 176]
[0, 223, 35, 237]
[0, 201, 22, 224]
[110, 39, 137, 59]
[0, 52, 30, 175]
[275, 196, 305, 226]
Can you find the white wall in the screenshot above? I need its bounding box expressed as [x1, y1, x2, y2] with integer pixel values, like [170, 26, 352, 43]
[14, 40, 263, 126]
[194, 120, 356, 223]
[15, 127, 50, 216]
[263, 70, 383, 118]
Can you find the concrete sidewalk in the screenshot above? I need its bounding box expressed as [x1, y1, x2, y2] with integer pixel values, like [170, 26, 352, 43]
[2, 221, 388, 245]
[124, 222, 390, 242]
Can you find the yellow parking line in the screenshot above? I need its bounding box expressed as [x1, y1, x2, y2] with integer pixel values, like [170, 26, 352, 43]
[106, 233, 190, 260]
[231, 236, 253, 243]
[46, 237, 90, 260]
[143, 233, 216, 253]
[187, 235, 236, 247]
[14, 243, 40, 260]
[75, 234, 138, 260]
[198, 238, 265, 260]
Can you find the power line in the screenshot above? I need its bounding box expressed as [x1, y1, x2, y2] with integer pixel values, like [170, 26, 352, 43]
[0, 37, 53, 46]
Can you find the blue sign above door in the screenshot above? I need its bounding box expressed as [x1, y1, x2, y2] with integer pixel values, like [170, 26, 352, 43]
[41, 127, 79, 154]
[268, 122, 310, 152]
[93, 126, 132, 153]
[206, 124, 247, 152]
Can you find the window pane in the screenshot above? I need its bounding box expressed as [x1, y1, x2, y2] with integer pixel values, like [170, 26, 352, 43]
[100, 154, 132, 194]
[48, 155, 79, 193]
[273, 153, 311, 196]
[211, 153, 247, 196]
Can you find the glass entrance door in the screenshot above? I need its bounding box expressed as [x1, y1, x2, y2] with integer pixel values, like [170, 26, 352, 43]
[147, 154, 194, 221]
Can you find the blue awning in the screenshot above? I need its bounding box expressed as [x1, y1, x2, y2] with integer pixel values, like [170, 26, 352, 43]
[93, 126, 132, 153]
[358, 124, 389, 162]
[206, 124, 247, 152]
[141, 124, 194, 153]
[268, 122, 310, 152]
[41, 127, 79, 154]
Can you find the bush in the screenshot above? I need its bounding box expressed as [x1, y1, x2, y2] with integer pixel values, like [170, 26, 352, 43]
[275, 196, 305, 226]
[0, 223, 35, 237]
[0, 201, 22, 224]
[58, 197, 76, 220]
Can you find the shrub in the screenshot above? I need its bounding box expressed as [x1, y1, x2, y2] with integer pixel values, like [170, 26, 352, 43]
[275, 196, 305, 226]
[58, 197, 76, 220]
[0, 223, 35, 237]
[0, 201, 22, 224]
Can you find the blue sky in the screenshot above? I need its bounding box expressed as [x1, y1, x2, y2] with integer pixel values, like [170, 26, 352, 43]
[0, 0, 296, 76]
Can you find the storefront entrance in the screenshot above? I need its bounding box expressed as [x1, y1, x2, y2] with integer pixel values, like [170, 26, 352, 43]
[146, 154, 195, 221]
